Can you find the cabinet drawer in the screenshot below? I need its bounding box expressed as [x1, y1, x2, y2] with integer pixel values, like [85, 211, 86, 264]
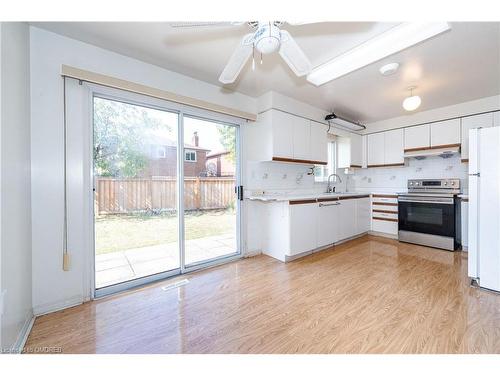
[371, 195, 398, 205]
[372, 218, 398, 235]
[372, 212, 398, 221]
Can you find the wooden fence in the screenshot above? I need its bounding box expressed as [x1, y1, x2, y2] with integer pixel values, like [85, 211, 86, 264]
[95, 177, 236, 214]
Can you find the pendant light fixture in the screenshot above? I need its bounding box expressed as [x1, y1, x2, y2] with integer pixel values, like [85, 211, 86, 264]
[403, 86, 421, 111]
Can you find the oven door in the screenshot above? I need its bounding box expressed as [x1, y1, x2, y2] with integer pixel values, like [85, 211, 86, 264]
[398, 196, 456, 237]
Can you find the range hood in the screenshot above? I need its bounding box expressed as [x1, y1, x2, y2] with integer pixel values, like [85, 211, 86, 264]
[404, 145, 461, 159]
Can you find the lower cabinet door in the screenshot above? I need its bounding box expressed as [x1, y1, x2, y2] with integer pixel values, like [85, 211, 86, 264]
[317, 202, 339, 247]
[355, 198, 371, 234]
[289, 203, 318, 256]
[337, 199, 356, 240]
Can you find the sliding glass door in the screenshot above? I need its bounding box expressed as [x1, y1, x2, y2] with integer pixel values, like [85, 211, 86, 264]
[93, 97, 181, 289]
[92, 94, 241, 294]
[183, 116, 239, 267]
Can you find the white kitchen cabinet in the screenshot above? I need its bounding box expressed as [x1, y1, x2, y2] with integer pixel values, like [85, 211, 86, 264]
[384, 129, 404, 165]
[430, 118, 461, 147]
[355, 197, 371, 234]
[404, 124, 430, 150]
[289, 202, 318, 256]
[337, 199, 357, 240]
[371, 195, 398, 237]
[461, 200, 468, 249]
[367, 132, 385, 166]
[368, 130, 403, 167]
[350, 133, 365, 168]
[292, 116, 311, 160]
[245, 109, 328, 164]
[461, 113, 494, 161]
[317, 201, 339, 247]
[258, 196, 372, 262]
[494, 112, 500, 127]
[310, 122, 328, 163]
[372, 218, 398, 236]
[271, 110, 294, 159]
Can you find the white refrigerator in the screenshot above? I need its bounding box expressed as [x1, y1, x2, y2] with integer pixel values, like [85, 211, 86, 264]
[468, 126, 500, 291]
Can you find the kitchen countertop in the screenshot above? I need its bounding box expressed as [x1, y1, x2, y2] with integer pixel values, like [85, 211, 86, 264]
[246, 191, 375, 202]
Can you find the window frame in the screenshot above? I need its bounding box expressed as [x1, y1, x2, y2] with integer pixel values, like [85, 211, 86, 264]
[184, 149, 197, 162]
[315, 141, 337, 183]
[156, 146, 167, 159]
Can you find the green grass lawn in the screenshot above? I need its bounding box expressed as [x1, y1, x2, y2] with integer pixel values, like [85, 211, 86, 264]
[95, 209, 235, 255]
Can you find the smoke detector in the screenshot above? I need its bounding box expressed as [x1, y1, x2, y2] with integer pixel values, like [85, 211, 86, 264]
[379, 62, 399, 76]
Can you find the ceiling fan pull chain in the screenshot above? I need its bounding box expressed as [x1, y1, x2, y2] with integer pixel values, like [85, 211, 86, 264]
[260, 52, 263, 65]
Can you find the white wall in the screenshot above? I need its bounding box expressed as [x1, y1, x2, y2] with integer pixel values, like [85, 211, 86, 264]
[0, 22, 33, 351]
[29, 27, 258, 315]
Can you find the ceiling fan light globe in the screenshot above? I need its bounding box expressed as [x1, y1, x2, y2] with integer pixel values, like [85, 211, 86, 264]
[254, 23, 282, 54]
[403, 95, 421, 111]
[256, 37, 280, 54]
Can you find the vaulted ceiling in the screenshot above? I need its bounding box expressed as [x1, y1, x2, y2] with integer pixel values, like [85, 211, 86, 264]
[33, 22, 500, 122]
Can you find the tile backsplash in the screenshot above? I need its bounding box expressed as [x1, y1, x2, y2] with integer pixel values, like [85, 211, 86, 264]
[246, 154, 468, 195]
[350, 154, 468, 193]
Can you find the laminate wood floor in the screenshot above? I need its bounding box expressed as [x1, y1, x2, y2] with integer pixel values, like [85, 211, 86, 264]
[25, 235, 500, 353]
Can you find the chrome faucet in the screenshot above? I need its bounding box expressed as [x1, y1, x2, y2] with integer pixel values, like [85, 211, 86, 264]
[326, 173, 342, 193]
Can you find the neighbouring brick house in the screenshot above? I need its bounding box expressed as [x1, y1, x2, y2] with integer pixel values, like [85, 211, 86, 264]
[205, 151, 235, 177]
[140, 132, 211, 178]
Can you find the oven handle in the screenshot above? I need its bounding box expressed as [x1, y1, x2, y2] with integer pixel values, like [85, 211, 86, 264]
[398, 198, 454, 205]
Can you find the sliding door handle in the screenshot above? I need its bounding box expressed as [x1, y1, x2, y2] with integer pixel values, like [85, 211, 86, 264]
[236, 185, 244, 201]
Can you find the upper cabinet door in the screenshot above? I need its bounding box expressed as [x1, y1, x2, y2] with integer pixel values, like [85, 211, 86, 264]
[367, 132, 385, 166]
[271, 110, 294, 159]
[494, 112, 500, 127]
[430, 118, 460, 147]
[461, 113, 494, 161]
[350, 133, 364, 168]
[384, 128, 404, 165]
[404, 124, 430, 150]
[309, 122, 328, 163]
[292, 116, 311, 160]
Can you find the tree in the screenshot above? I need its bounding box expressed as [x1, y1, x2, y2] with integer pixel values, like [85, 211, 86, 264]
[93, 98, 172, 178]
[217, 124, 236, 162]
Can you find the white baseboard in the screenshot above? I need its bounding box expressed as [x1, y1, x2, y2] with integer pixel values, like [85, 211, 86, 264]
[10, 312, 34, 354]
[243, 249, 262, 258]
[33, 295, 84, 317]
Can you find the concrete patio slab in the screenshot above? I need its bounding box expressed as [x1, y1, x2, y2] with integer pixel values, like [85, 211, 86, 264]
[95, 233, 237, 289]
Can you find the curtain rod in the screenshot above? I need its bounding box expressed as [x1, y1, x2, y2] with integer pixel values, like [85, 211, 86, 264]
[60, 65, 257, 122]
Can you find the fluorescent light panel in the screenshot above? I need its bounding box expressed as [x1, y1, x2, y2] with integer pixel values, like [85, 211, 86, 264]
[307, 22, 451, 86]
[329, 117, 365, 131]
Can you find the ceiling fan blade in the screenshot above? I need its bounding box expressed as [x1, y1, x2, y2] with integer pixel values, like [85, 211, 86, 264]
[285, 21, 327, 26]
[218, 34, 254, 84]
[169, 22, 244, 29]
[278, 30, 311, 77]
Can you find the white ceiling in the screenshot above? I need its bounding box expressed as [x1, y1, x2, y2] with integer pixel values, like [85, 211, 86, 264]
[32, 22, 500, 123]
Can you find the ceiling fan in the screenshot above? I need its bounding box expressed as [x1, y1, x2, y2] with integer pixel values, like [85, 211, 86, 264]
[170, 21, 313, 84]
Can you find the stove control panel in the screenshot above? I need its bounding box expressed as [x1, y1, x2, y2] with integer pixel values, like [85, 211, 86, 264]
[407, 179, 460, 191]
